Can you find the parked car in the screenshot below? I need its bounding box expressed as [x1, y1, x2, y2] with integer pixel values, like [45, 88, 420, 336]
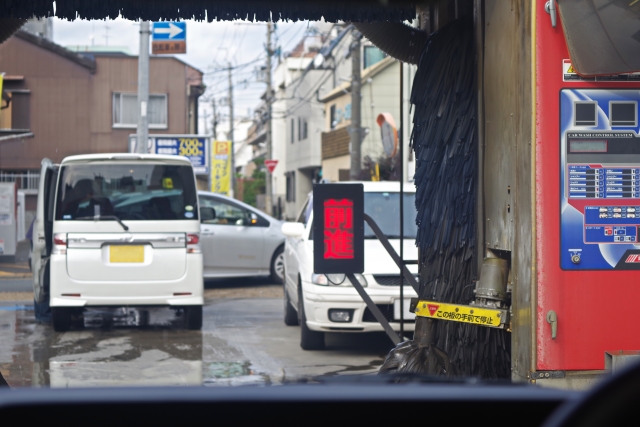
[281, 181, 419, 350]
[198, 191, 286, 284]
[34, 154, 204, 332]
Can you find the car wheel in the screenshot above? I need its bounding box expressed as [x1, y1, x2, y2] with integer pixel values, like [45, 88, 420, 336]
[270, 246, 285, 284]
[284, 284, 299, 326]
[298, 284, 325, 350]
[185, 305, 203, 330]
[52, 307, 71, 332]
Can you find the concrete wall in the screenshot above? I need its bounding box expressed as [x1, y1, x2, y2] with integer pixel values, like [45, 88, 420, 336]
[322, 155, 350, 182]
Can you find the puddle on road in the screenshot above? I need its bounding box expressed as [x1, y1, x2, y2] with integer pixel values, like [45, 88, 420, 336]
[0, 303, 388, 388]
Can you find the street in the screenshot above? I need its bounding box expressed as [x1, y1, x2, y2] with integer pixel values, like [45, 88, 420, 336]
[0, 278, 393, 388]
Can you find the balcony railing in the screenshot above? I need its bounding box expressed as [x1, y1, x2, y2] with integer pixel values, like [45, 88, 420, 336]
[0, 171, 40, 191]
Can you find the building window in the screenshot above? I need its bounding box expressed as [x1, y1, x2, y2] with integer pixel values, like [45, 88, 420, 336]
[0, 90, 31, 130]
[290, 118, 295, 144]
[330, 105, 336, 129]
[363, 46, 386, 69]
[113, 93, 168, 128]
[297, 117, 308, 141]
[286, 171, 296, 202]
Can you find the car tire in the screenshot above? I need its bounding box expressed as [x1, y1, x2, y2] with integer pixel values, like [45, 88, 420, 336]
[298, 284, 325, 350]
[284, 285, 299, 326]
[185, 305, 203, 330]
[52, 307, 71, 332]
[270, 246, 285, 284]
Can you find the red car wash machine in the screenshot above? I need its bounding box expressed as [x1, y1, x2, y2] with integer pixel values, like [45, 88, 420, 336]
[358, 0, 640, 389]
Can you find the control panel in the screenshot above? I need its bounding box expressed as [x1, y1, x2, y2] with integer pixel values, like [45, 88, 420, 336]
[561, 89, 640, 270]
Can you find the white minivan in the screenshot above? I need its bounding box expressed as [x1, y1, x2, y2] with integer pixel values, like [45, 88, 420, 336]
[32, 154, 204, 331]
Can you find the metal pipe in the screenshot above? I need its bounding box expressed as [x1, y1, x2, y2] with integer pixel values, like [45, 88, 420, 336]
[399, 60, 405, 339]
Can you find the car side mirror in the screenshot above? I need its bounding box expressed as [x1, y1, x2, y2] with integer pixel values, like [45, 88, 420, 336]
[245, 212, 259, 226]
[281, 222, 305, 238]
[200, 207, 216, 222]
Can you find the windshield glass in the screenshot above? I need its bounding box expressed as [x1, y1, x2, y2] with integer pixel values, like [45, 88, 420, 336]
[55, 163, 198, 221]
[364, 192, 417, 239]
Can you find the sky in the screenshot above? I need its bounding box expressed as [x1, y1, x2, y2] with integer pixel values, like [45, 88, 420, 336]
[51, 17, 312, 138]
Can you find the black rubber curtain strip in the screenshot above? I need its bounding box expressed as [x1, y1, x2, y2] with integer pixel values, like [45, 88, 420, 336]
[1, 1, 415, 22]
[380, 18, 510, 379]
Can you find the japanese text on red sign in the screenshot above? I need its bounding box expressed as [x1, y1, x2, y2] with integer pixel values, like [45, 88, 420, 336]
[323, 198, 354, 259]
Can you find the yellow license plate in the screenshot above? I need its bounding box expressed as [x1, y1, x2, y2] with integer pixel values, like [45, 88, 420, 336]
[109, 245, 144, 263]
[414, 300, 503, 327]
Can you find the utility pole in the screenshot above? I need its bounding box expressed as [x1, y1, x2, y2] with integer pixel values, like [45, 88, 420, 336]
[264, 21, 274, 215]
[136, 21, 150, 154]
[349, 31, 362, 180]
[228, 63, 235, 198]
[212, 99, 218, 140]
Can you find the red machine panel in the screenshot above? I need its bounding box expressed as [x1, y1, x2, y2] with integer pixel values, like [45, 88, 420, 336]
[536, 0, 640, 371]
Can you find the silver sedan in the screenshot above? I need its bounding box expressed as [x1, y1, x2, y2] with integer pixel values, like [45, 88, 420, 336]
[198, 191, 285, 283]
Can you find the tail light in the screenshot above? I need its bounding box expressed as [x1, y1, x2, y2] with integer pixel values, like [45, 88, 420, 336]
[187, 233, 200, 253]
[53, 233, 67, 255]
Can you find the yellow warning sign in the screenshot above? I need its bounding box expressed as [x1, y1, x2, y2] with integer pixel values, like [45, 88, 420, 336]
[414, 300, 504, 327]
[567, 64, 574, 73]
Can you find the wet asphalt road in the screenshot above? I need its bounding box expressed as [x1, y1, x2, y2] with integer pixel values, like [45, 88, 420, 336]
[0, 281, 395, 388]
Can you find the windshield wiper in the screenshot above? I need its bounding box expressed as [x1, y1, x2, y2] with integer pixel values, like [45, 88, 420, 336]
[75, 215, 129, 231]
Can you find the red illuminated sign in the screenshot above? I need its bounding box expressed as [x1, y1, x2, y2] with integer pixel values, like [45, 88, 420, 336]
[323, 198, 354, 259]
[313, 183, 364, 274]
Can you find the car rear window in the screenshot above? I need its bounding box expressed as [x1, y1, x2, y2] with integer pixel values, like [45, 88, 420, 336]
[55, 163, 198, 221]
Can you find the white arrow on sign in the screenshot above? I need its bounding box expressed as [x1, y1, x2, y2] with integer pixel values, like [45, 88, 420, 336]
[154, 23, 184, 39]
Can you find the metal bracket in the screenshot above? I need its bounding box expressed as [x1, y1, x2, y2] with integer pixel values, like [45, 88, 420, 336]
[346, 273, 401, 345]
[530, 370, 566, 380]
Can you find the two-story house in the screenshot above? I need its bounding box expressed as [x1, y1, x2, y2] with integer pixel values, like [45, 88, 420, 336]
[0, 29, 204, 236]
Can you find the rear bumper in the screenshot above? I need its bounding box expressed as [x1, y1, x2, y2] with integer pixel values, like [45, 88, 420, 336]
[49, 253, 204, 307]
[302, 281, 417, 333]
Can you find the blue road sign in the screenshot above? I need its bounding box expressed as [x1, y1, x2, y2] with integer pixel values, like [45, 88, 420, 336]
[152, 22, 186, 41]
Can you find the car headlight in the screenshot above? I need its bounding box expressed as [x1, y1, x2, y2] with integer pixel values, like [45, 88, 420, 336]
[311, 273, 367, 287]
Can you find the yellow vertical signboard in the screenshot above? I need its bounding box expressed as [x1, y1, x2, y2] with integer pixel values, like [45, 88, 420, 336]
[211, 141, 231, 196]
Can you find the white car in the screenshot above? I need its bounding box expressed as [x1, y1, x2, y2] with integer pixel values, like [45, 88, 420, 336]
[281, 181, 419, 350]
[33, 154, 204, 331]
[198, 191, 286, 284]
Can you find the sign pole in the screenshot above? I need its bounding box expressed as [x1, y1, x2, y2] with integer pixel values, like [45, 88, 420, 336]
[136, 21, 150, 154]
[228, 63, 235, 198]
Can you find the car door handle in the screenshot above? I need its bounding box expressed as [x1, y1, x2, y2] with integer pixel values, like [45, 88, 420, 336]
[201, 232, 214, 236]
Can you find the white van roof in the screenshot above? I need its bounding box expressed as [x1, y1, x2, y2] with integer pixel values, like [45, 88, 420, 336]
[60, 153, 193, 166]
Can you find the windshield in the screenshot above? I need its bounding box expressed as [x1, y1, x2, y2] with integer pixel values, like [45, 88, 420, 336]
[0, 4, 611, 397]
[364, 192, 417, 239]
[55, 163, 198, 221]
